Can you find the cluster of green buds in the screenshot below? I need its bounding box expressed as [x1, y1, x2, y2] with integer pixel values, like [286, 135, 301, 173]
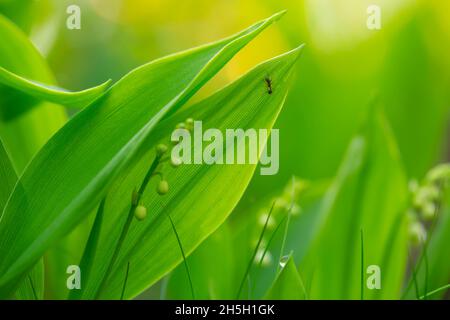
[407, 164, 450, 246]
[254, 177, 308, 267]
[133, 117, 195, 221]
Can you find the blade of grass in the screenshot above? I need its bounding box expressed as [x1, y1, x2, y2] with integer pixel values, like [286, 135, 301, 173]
[167, 213, 195, 300]
[28, 275, 37, 300]
[277, 176, 296, 273]
[120, 262, 130, 300]
[419, 283, 450, 300]
[257, 215, 287, 269]
[423, 243, 429, 300]
[408, 250, 421, 300]
[236, 201, 276, 299]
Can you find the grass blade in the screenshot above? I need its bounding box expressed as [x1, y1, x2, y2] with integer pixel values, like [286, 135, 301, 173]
[167, 214, 195, 300]
[419, 283, 450, 300]
[120, 262, 130, 300]
[236, 201, 276, 299]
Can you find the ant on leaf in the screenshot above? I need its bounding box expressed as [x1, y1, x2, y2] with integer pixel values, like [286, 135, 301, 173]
[264, 75, 273, 95]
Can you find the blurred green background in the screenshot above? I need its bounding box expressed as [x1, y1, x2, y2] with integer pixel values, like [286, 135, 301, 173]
[1, 0, 449, 299]
[2, 0, 449, 186]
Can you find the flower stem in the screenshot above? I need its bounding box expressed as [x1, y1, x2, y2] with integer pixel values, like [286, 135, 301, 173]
[95, 154, 162, 299]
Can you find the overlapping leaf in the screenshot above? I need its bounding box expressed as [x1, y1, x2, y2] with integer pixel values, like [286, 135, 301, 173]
[0, 14, 67, 171]
[0, 11, 286, 298]
[0, 66, 111, 109]
[75, 46, 302, 299]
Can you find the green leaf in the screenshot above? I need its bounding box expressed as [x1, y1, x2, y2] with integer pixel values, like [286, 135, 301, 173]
[264, 255, 306, 300]
[0, 137, 16, 213]
[14, 261, 44, 300]
[0, 11, 286, 298]
[0, 66, 112, 110]
[301, 109, 409, 299]
[78, 45, 303, 299]
[0, 138, 44, 300]
[0, 13, 67, 171]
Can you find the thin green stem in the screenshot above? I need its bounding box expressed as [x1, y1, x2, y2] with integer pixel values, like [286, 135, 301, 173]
[408, 250, 420, 300]
[423, 243, 429, 300]
[70, 197, 106, 300]
[277, 177, 296, 274]
[167, 213, 195, 299]
[419, 283, 450, 300]
[120, 262, 130, 300]
[95, 155, 161, 299]
[236, 201, 276, 299]
[251, 214, 287, 296]
[257, 215, 287, 269]
[28, 275, 38, 300]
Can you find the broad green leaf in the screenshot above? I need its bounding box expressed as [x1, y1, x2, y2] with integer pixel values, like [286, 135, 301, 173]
[0, 66, 112, 109]
[0, 138, 43, 300]
[0, 11, 286, 298]
[78, 46, 303, 299]
[0, 137, 15, 212]
[302, 109, 409, 299]
[14, 261, 44, 300]
[0, 12, 76, 300]
[264, 255, 306, 300]
[165, 222, 235, 299]
[0, 13, 67, 171]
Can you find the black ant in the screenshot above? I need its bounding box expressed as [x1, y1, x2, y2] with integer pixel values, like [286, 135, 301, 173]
[264, 76, 273, 95]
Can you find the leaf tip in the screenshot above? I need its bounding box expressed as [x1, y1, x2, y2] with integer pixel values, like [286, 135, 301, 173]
[270, 10, 288, 22]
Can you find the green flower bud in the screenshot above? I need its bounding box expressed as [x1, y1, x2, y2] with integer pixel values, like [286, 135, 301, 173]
[426, 164, 450, 184]
[134, 205, 147, 221]
[185, 118, 194, 126]
[409, 221, 426, 246]
[157, 180, 169, 195]
[421, 202, 436, 221]
[156, 144, 168, 156]
[414, 186, 439, 208]
[185, 118, 194, 131]
[176, 122, 186, 130]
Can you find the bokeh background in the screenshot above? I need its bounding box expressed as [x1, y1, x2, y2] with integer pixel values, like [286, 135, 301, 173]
[2, 0, 449, 187]
[0, 0, 449, 299]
